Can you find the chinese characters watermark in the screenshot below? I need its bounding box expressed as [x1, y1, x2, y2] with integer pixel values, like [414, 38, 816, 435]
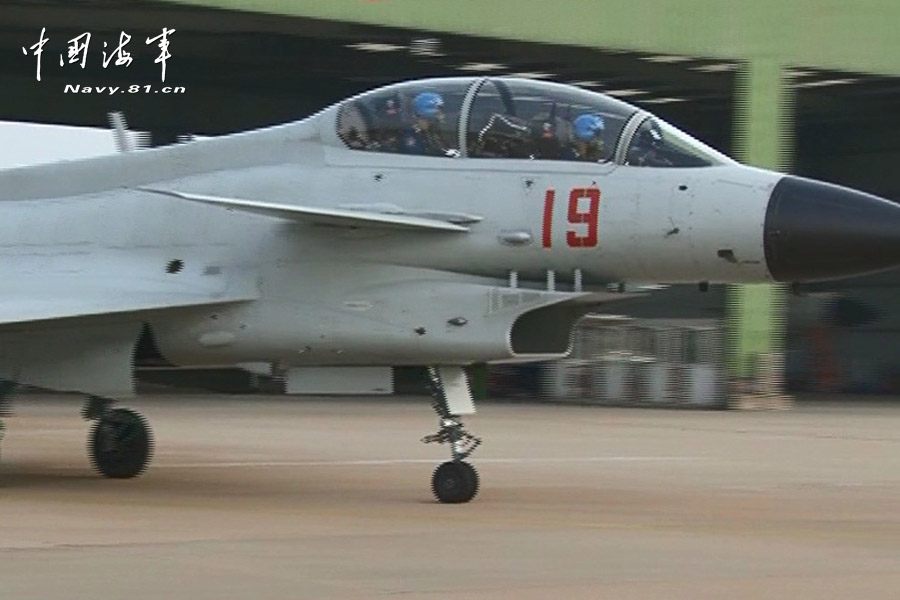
[103, 32, 134, 69]
[21, 27, 49, 81]
[63, 32, 91, 69]
[21, 27, 175, 82]
[146, 28, 174, 82]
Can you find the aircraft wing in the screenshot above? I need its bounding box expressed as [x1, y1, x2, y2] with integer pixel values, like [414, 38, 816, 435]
[0, 271, 256, 326]
[137, 188, 472, 233]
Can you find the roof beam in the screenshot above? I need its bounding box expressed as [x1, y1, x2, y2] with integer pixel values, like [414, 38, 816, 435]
[163, 0, 900, 76]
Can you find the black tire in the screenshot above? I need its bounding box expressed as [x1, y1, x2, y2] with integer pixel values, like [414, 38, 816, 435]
[88, 408, 153, 479]
[431, 460, 479, 504]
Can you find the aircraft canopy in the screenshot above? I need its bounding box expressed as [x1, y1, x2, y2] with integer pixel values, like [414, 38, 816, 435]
[336, 77, 731, 167]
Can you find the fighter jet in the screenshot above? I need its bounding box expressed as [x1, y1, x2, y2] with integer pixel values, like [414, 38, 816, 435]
[3, 76, 900, 503]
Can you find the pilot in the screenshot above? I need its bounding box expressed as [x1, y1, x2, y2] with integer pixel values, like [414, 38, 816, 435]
[626, 119, 670, 166]
[529, 102, 566, 159]
[565, 113, 606, 162]
[401, 91, 454, 156]
[366, 95, 404, 152]
[531, 117, 563, 159]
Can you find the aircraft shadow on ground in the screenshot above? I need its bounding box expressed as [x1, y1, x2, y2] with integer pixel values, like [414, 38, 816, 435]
[0, 461, 444, 505]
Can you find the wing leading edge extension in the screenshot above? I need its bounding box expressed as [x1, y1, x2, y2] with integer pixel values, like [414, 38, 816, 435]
[137, 188, 476, 233]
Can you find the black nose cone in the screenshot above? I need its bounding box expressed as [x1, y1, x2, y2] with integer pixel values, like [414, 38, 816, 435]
[765, 176, 900, 282]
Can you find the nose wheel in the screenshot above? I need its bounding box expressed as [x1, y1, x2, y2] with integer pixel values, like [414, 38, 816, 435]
[85, 400, 153, 479]
[432, 460, 479, 504]
[422, 367, 482, 504]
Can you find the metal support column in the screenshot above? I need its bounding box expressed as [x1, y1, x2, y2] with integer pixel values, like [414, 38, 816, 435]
[727, 57, 794, 404]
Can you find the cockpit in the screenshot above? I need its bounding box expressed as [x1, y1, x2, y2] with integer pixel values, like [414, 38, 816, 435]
[336, 77, 733, 167]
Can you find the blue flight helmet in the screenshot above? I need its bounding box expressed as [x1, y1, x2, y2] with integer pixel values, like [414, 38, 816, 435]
[573, 113, 605, 141]
[414, 91, 445, 120]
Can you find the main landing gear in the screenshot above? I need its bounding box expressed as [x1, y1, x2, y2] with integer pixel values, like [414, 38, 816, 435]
[0, 379, 16, 465]
[421, 367, 482, 504]
[82, 396, 154, 479]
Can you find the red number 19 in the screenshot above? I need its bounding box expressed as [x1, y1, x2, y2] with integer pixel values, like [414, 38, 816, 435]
[542, 187, 601, 249]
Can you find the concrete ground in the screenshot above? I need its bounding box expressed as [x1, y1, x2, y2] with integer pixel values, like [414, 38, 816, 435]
[1, 394, 899, 599]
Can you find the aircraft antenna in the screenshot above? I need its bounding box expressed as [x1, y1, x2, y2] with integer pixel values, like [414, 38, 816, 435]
[107, 112, 150, 152]
[107, 111, 134, 152]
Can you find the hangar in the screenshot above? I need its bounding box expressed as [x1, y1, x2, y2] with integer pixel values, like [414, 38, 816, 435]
[3, 0, 900, 396]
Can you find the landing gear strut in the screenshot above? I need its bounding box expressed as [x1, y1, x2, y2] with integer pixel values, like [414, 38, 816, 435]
[421, 367, 481, 503]
[83, 396, 153, 479]
[0, 379, 16, 465]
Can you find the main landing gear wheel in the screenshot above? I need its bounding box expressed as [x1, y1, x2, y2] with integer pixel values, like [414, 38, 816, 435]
[0, 379, 17, 468]
[431, 460, 479, 504]
[88, 407, 153, 479]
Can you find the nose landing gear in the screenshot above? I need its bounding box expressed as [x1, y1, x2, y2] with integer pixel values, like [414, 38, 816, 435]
[421, 367, 482, 504]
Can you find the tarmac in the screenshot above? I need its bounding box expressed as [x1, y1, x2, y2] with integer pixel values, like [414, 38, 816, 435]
[1, 394, 899, 599]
